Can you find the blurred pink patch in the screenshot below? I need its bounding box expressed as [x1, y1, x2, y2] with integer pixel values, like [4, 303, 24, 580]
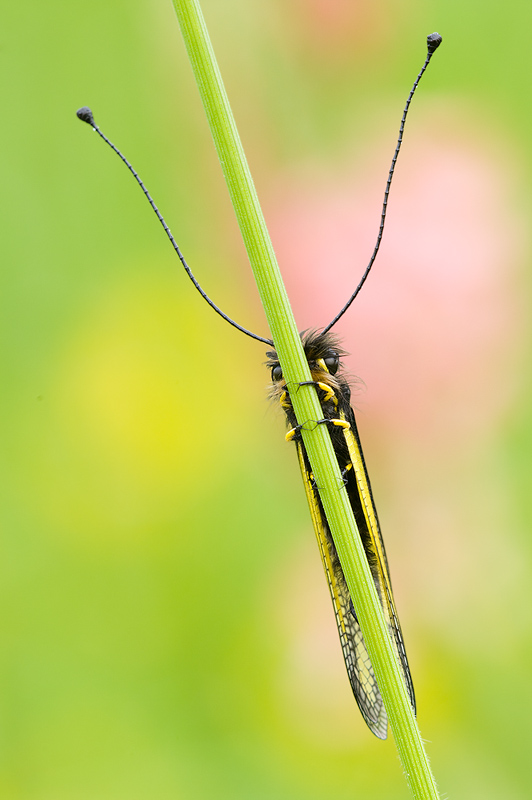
[266, 116, 526, 446]
[296, 0, 363, 31]
[287, 0, 384, 53]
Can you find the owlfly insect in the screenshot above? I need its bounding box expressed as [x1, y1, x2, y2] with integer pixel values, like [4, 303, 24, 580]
[77, 31, 442, 738]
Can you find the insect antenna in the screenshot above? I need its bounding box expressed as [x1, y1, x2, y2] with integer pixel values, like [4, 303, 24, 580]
[76, 106, 272, 346]
[321, 32, 442, 335]
[77, 31, 440, 345]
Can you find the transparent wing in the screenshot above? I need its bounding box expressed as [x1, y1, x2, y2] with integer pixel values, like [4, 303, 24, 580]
[296, 441, 388, 739]
[340, 409, 416, 713]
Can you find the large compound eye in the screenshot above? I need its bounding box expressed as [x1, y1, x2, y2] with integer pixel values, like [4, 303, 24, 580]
[324, 352, 339, 375]
[271, 364, 283, 381]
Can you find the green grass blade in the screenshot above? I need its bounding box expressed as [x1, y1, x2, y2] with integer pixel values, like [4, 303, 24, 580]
[171, 1, 440, 796]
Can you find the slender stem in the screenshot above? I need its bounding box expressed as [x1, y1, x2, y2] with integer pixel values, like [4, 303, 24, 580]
[171, 2, 440, 797]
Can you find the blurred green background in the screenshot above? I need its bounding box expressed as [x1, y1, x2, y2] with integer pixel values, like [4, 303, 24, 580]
[2, 0, 532, 797]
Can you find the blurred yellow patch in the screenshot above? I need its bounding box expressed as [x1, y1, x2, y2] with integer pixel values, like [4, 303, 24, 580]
[39, 266, 256, 546]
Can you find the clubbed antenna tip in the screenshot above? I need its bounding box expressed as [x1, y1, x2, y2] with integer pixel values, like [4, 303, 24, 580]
[427, 32, 442, 53]
[77, 107, 96, 127]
